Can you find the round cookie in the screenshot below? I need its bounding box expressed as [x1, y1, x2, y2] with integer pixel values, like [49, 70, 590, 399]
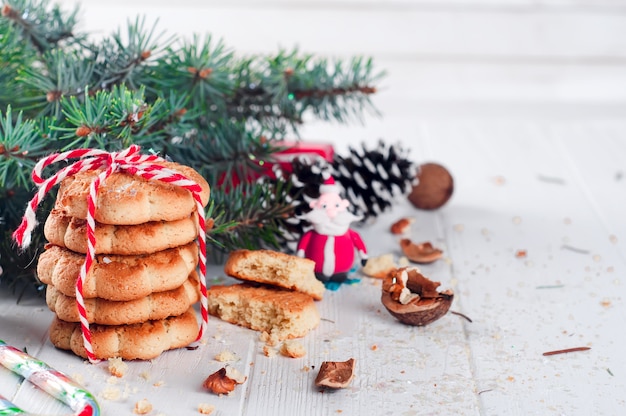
[49, 308, 199, 360]
[54, 161, 210, 225]
[37, 243, 198, 301]
[46, 272, 200, 325]
[44, 210, 199, 255]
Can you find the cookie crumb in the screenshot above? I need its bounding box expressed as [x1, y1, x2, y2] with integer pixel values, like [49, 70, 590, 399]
[108, 357, 128, 378]
[133, 398, 152, 414]
[198, 403, 215, 414]
[260, 331, 279, 346]
[263, 345, 277, 357]
[280, 340, 306, 358]
[100, 386, 121, 401]
[214, 350, 238, 362]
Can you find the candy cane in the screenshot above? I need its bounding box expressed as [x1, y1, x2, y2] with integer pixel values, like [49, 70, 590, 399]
[0, 340, 100, 416]
[12, 145, 209, 362]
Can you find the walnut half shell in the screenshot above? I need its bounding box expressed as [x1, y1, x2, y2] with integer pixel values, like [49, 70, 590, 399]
[381, 267, 453, 326]
[314, 358, 356, 389]
[400, 239, 443, 264]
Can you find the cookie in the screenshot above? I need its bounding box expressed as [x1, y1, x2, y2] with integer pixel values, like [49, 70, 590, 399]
[46, 272, 200, 325]
[224, 249, 324, 300]
[44, 210, 198, 255]
[37, 243, 197, 301]
[207, 284, 320, 340]
[54, 161, 210, 225]
[49, 308, 199, 360]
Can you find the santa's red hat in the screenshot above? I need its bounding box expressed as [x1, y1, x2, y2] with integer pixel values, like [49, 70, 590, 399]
[319, 176, 341, 195]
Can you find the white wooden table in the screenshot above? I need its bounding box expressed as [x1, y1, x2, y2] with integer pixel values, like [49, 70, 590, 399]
[2, 1, 626, 415]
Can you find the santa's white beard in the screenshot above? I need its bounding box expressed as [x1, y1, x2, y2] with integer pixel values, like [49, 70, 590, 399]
[301, 209, 362, 236]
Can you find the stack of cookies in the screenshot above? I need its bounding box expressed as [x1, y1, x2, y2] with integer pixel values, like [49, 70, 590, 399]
[37, 162, 210, 360]
[207, 249, 325, 343]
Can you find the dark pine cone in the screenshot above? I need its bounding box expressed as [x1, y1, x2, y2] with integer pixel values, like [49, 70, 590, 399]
[278, 140, 417, 249]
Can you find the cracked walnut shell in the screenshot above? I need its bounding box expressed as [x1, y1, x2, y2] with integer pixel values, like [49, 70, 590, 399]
[381, 267, 453, 326]
[400, 239, 443, 264]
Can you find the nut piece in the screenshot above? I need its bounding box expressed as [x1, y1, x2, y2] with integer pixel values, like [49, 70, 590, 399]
[314, 358, 356, 389]
[381, 267, 453, 326]
[203, 366, 247, 395]
[400, 239, 443, 264]
[390, 217, 414, 235]
[409, 162, 454, 210]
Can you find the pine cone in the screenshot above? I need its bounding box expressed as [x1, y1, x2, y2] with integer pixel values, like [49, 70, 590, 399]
[332, 140, 417, 221]
[278, 141, 417, 249]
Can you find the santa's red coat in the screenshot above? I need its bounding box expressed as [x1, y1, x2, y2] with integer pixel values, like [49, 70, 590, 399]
[297, 229, 367, 277]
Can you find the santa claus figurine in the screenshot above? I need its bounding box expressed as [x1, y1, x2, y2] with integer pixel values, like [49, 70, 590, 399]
[296, 176, 368, 283]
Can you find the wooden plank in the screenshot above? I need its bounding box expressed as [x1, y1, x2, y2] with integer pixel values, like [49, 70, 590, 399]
[54, 1, 626, 60]
[419, 120, 626, 415]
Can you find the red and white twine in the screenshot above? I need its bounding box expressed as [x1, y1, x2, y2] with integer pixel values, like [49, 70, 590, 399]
[13, 145, 209, 363]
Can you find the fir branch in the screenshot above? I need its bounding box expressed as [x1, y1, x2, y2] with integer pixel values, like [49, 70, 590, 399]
[1, 0, 81, 53]
[226, 50, 383, 130]
[0, 19, 38, 109]
[94, 16, 174, 91]
[152, 35, 235, 112]
[53, 85, 168, 150]
[18, 49, 97, 118]
[0, 106, 46, 189]
[208, 180, 296, 252]
[163, 120, 281, 189]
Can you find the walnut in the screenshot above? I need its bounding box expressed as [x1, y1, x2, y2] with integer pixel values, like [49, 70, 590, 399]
[203, 366, 247, 395]
[408, 162, 454, 210]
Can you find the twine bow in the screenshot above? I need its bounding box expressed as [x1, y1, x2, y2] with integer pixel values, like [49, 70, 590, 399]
[13, 145, 209, 363]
